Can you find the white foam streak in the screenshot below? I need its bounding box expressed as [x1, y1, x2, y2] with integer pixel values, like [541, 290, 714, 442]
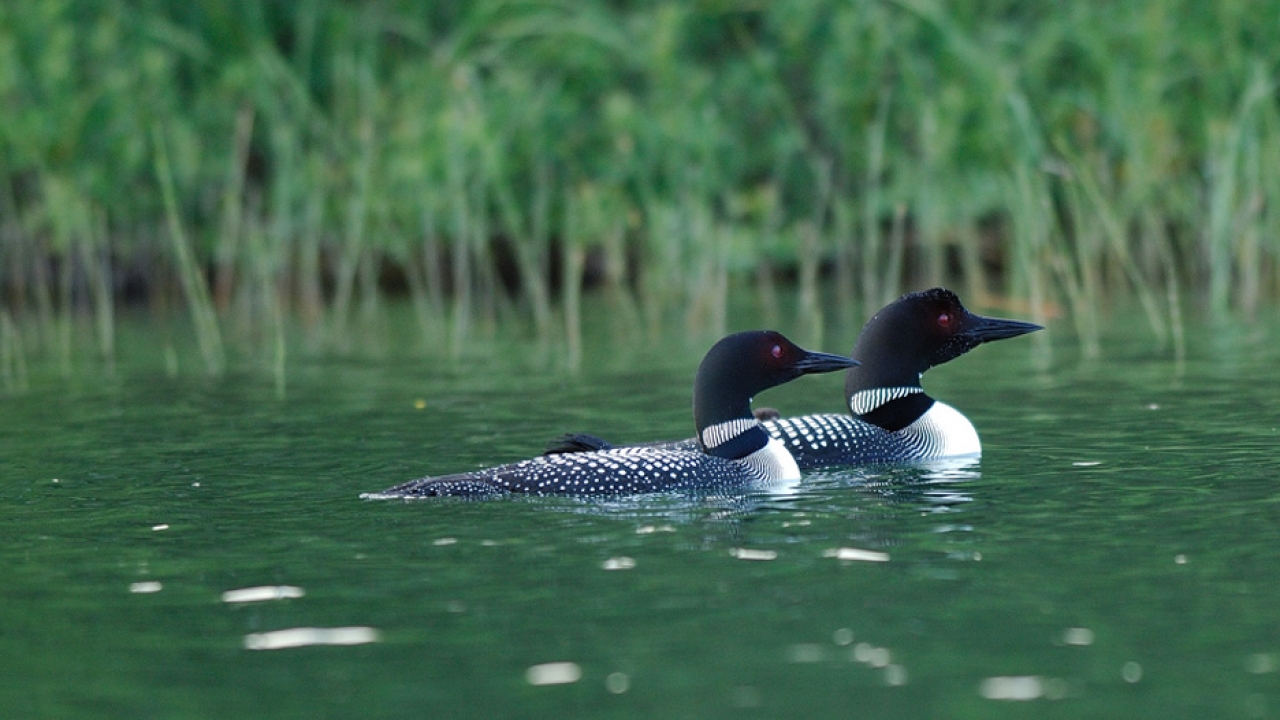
[243, 626, 379, 650]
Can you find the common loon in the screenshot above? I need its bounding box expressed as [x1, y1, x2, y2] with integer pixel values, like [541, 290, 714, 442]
[363, 331, 857, 498]
[768, 287, 1041, 465]
[547, 288, 1041, 467]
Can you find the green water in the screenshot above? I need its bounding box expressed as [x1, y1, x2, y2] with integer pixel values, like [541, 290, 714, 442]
[4, 306, 1280, 719]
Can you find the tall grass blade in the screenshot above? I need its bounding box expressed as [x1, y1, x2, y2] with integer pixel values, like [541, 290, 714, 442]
[0, 309, 29, 392]
[214, 105, 255, 310]
[562, 186, 585, 371]
[861, 89, 891, 310]
[153, 124, 225, 375]
[85, 209, 115, 370]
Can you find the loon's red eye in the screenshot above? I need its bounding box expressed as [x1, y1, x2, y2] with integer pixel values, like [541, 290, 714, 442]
[938, 313, 951, 328]
[771, 344, 783, 359]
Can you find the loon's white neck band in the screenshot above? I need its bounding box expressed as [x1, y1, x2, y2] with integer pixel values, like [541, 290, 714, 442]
[702, 419, 801, 483]
[848, 386, 925, 415]
[700, 418, 762, 450]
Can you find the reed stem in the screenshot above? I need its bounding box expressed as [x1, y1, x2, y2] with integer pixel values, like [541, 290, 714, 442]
[153, 124, 225, 375]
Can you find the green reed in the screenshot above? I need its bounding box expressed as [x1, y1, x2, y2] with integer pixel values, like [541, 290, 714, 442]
[153, 124, 225, 375]
[3, 0, 1280, 373]
[0, 308, 28, 392]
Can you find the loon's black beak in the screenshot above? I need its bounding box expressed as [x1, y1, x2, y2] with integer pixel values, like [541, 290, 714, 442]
[965, 314, 1043, 343]
[793, 350, 860, 375]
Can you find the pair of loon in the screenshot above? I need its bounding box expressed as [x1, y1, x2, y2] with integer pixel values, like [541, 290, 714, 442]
[366, 288, 1040, 499]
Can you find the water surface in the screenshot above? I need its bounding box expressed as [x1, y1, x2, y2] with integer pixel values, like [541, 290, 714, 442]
[3, 306, 1280, 719]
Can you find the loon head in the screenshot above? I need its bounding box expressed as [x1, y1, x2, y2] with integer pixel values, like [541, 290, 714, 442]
[845, 288, 1042, 429]
[694, 330, 857, 456]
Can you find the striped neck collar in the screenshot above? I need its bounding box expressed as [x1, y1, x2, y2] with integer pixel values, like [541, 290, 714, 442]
[848, 386, 925, 415]
[849, 386, 935, 432]
[700, 419, 769, 460]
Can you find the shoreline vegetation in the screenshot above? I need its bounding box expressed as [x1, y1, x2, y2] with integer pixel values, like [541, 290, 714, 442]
[2, 1, 1278, 381]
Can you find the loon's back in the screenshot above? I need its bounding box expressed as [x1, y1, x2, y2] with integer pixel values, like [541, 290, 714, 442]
[368, 444, 791, 498]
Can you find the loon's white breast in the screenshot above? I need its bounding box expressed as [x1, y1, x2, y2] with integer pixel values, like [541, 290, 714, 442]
[752, 435, 801, 480]
[902, 400, 981, 458]
[736, 435, 802, 494]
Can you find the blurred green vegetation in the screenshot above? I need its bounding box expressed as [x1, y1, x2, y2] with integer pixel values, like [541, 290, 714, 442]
[2, 0, 1279, 373]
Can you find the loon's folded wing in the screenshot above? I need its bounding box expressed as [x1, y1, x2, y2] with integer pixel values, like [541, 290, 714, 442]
[544, 433, 614, 455]
[544, 433, 699, 455]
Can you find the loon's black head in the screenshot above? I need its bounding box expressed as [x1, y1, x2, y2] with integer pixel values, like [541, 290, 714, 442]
[844, 289, 1041, 427]
[693, 330, 857, 448]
